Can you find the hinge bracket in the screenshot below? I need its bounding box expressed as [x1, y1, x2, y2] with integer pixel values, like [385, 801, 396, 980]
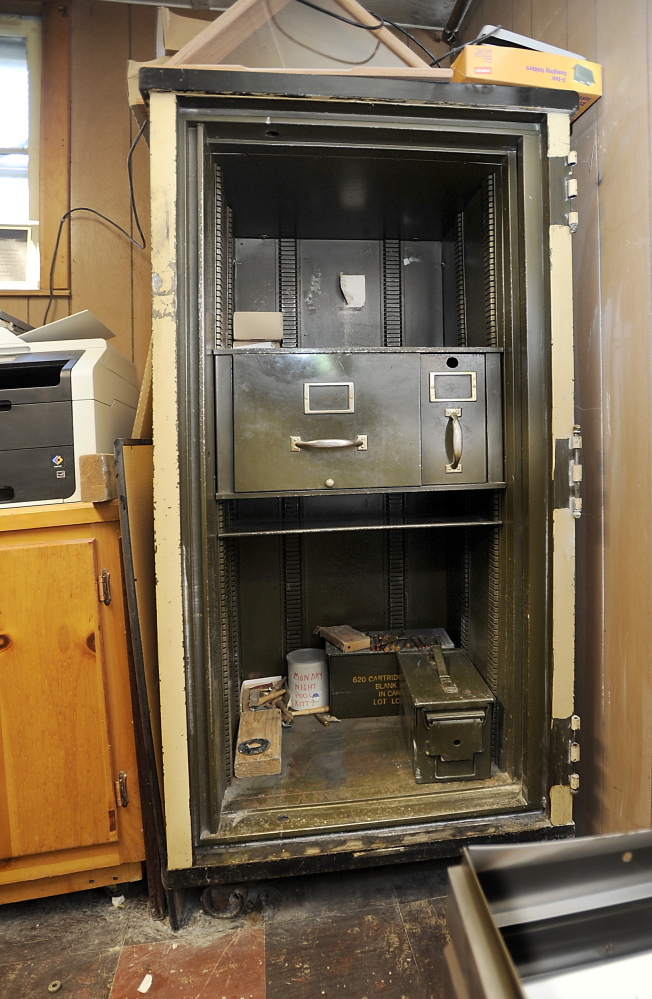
[551, 715, 581, 794]
[115, 771, 129, 807]
[97, 569, 111, 605]
[553, 426, 583, 517]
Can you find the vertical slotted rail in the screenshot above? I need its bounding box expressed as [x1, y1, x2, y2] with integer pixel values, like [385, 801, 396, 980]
[383, 239, 402, 347]
[280, 239, 298, 347]
[455, 213, 467, 347]
[217, 505, 238, 781]
[214, 166, 225, 349]
[283, 499, 304, 652]
[386, 495, 406, 632]
[226, 206, 234, 348]
[459, 525, 471, 651]
[482, 174, 498, 348]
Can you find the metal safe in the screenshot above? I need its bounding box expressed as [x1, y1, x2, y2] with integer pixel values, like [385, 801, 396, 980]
[146, 69, 580, 892]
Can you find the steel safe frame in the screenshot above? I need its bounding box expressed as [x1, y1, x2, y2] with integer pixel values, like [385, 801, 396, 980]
[145, 70, 579, 885]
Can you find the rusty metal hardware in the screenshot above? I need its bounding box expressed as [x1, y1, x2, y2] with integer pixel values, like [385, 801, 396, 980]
[115, 771, 129, 807]
[97, 569, 111, 605]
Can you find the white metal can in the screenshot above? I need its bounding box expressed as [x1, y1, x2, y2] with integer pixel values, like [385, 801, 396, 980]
[286, 648, 329, 715]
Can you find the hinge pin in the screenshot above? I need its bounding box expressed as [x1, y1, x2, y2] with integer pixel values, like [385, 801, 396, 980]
[97, 569, 111, 605]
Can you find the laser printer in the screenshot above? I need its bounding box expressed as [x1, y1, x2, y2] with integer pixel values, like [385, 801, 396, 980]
[0, 311, 139, 506]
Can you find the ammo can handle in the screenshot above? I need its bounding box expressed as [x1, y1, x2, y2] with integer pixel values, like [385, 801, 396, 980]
[445, 408, 463, 473]
[431, 644, 459, 694]
[290, 435, 367, 452]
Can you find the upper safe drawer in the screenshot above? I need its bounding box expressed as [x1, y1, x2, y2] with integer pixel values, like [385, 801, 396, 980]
[216, 350, 503, 495]
[230, 352, 421, 492]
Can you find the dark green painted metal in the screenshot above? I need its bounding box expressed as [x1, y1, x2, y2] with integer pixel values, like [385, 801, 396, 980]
[170, 88, 561, 878]
[399, 649, 495, 782]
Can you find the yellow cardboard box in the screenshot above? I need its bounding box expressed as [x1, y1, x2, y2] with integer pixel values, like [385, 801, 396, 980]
[452, 45, 602, 120]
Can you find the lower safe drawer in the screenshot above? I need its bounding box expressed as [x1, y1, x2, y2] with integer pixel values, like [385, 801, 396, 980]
[219, 349, 503, 494]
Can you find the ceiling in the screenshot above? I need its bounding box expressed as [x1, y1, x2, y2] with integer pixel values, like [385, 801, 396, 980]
[101, 0, 472, 32]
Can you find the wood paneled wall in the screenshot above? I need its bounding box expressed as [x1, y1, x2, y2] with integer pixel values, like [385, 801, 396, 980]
[462, 0, 652, 835]
[0, 0, 156, 382]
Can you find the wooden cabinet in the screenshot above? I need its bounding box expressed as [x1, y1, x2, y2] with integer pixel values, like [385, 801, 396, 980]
[0, 503, 144, 904]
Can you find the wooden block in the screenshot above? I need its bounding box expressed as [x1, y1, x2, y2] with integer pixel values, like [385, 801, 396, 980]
[314, 625, 370, 653]
[79, 453, 117, 503]
[132, 337, 153, 439]
[234, 707, 282, 777]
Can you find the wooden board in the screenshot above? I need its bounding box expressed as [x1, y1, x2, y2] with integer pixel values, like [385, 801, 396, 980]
[170, 64, 452, 79]
[0, 861, 142, 906]
[128, 3, 156, 384]
[234, 707, 282, 777]
[0, 501, 119, 534]
[69, 1, 135, 364]
[116, 443, 162, 796]
[166, 0, 429, 69]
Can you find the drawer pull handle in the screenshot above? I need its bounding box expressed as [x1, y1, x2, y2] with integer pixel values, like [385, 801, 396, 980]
[290, 435, 367, 452]
[445, 409, 463, 474]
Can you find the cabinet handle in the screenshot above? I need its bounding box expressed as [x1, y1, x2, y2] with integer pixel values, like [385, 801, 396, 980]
[290, 435, 367, 452]
[445, 409, 463, 474]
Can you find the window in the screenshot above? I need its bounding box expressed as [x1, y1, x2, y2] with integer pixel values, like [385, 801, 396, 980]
[0, 13, 40, 288]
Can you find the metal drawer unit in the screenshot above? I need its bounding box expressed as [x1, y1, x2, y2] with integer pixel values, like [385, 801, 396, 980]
[217, 348, 503, 495]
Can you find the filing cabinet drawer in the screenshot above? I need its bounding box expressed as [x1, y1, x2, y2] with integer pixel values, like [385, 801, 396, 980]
[421, 352, 503, 485]
[231, 352, 421, 492]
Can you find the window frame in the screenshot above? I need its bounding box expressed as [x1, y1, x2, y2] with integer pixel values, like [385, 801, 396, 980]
[0, 0, 70, 298]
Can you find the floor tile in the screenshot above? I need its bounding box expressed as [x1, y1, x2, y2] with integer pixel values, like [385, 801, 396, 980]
[260, 866, 397, 924]
[266, 903, 427, 999]
[389, 859, 455, 904]
[0, 887, 132, 966]
[0, 948, 120, 999]
[400, 898, 450, 999]
[109, 926, 265, 999]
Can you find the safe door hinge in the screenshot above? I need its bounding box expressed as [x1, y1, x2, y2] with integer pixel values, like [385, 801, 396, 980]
[551, 715, 581, 793]
[115, 771, 129, 807]
[97, 569, 111, 605]
[554, 426, 583, 517]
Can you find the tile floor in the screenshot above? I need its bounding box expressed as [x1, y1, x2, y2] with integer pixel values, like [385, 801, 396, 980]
[0, 859, 454, 999]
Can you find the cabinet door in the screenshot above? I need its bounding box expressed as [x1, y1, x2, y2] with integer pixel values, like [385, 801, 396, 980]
[0, 539, 118, 859]
[232, 352, 421, 492]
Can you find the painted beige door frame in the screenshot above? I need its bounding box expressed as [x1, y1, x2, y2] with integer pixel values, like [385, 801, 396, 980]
[548, 112, 578, 826]
[150, 90, 194, 870]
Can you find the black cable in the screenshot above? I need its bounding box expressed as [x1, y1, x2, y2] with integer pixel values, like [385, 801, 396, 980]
[271, 7, 382, 65]
[372, 14, 439, 65]
[292, 0, 440, 65]
[293, 0, 384, 30]
[430, 25, 502, 66]
[43, 117, 148, 326]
